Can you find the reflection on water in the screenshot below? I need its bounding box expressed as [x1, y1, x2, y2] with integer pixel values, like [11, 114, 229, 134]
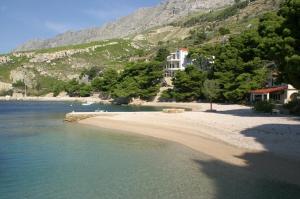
[0, 101, 299, 199]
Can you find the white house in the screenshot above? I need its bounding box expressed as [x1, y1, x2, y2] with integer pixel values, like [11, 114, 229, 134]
[165, 48, 190, 77]
[250, 84, 298, 104]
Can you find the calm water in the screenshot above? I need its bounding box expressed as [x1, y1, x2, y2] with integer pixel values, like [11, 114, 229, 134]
[0, 101, 300, 199]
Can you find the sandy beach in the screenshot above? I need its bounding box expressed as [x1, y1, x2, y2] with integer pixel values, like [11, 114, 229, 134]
[78, 103, 300, 184]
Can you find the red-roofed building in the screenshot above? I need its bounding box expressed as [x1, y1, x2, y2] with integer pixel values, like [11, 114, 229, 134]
[250, 84, 298, 104]
[165, 48, 190, 77]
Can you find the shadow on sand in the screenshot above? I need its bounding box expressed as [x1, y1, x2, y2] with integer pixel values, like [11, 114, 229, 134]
[193, 123, 300, 199]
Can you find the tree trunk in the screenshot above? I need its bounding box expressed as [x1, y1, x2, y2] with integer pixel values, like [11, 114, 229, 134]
[210, 99, 213, 111]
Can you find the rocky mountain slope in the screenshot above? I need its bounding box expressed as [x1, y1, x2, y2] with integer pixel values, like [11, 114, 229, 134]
[15, 0, 234, 51]
[0, 0, 280, 96]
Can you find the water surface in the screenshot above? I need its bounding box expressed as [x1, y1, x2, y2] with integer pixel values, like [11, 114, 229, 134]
[0, 101, 299, 199]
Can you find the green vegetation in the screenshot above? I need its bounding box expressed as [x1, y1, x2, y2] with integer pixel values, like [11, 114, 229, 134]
[183, 1, 251, 27]
[219, 27, 231, 35]
[111, 62, 163, 102]
[166, 0, 299, 103]
[64, 79, 92, 97]
[12, 80, 25, 89]
[155, 48, 170, 62]
[92, 68, 119, 96]
[0, 56, 29, 82]
[91, 61, 163, 103]
[284, 97, 300, 115]
[0, 89, 13, 96]
[203, 80, 221, 110]
[253, 101, 275, 113]
[162, 66, 207, 102]
[80, 66, 101, 80]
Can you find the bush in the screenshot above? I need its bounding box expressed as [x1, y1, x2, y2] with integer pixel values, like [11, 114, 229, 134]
[284, 100, 300, 116]
[0, 89, 13, 96]
[219, 27, 230, 35]
[12, 80, 25, 89]
[79, 85, 92, 97]
[253, 101, 275, 113]
[159, 89, 175, 102]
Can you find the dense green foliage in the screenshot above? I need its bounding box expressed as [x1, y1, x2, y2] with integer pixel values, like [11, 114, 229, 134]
[167, 0, 299, 103]
[64, 79, 92, 97]
[91, 61, 163, 103]
[92, 68, 119, 95]
[253, 101, 275, 113]
[284, 97, 300, 115]
[203, 79, 221, 104]
[219, 27, 231, 35]
[80, 66, 101, 81]
[276, 0, 300, 88]
[185, 32, 269, 102]
[155, 48, 170, 62]
[12, 80, 25, 89]
[162, 66, 207, 102]
[111, 62, 163, 102]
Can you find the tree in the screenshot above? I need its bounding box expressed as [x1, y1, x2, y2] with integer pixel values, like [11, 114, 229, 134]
[203, 80, 220, 111]
[219, 27, 230, 35]
[155, 48, 170, 62]
[80, 66, 101, 81]
[277, 0, 300, 89]
[172, 65, 206, 101]
[92, 68, 119, 94]
[112, 61, 163, 103]
[12, 80, 25, 89]
[79, 84, 92, 97]
[65, 79, 80, 97]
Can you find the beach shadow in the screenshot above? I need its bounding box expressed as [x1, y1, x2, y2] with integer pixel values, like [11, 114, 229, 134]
[193, 123, 300, 199]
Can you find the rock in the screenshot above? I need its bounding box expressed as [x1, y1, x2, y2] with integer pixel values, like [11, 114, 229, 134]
[10, 68, 36, 88]
[0, 82, 12, 92]
[15, 0, 234, 51]
[0, 56, 11, 64]
[163, 109, 185, 113]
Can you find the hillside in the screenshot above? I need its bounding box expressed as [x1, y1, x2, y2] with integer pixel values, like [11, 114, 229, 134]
[0, 0, 281, 96]
[15, 0, 234, 52]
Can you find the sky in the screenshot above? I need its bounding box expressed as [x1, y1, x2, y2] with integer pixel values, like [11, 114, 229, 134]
[0, 0, 161, 53]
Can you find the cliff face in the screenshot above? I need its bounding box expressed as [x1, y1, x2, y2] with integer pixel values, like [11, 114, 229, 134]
[15, 0, 233, 52]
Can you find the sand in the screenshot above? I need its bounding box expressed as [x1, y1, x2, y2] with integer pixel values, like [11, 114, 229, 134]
[78, 103, 300, 185]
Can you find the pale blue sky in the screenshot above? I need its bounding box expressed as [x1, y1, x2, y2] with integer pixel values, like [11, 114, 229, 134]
[0, 0, 161, 53]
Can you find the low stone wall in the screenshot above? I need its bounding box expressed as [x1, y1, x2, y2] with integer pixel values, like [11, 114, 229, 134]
[162, 108, 185, 113]
[65, 112, 115, 122]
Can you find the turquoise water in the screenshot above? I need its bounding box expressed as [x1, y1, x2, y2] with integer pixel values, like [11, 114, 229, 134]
[0, 101, 300, 199]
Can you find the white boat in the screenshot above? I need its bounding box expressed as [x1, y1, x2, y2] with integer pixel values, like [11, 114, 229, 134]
[82, 101, 94, 106]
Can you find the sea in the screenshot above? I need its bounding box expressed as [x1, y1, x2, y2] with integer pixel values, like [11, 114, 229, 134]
[0, 101, 299, 199]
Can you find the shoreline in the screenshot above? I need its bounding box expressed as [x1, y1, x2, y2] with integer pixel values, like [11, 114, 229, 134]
[0, 96, 111, 103]
[75, 104, 300, 185]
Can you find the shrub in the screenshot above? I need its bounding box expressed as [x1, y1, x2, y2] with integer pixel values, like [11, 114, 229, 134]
[253, 101, 275, 113]
[159, 89, 175, 102]
[284, 100, 300, 116]
[219, 27, 230, 35]
[0, 89, 13, 96]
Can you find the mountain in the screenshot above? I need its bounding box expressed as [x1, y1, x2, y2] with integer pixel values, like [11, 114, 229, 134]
[15, 0, 234, 52]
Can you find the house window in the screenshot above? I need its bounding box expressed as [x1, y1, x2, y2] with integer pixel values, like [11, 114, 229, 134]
[270, 93, 281, 101]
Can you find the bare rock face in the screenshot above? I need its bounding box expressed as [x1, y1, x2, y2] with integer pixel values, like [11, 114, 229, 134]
[0, 81, 12, 92]
[0, 56, 11, 64]
[10, 68, 36, 88]
[15, 0, 233, 51]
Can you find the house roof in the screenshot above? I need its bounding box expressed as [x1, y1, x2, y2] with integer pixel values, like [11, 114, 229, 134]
[250, 85, 288, 94]
[180, 48, 188, 52]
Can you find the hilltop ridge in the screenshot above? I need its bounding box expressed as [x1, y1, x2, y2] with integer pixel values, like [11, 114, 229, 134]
[15, 0, 234, 52]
